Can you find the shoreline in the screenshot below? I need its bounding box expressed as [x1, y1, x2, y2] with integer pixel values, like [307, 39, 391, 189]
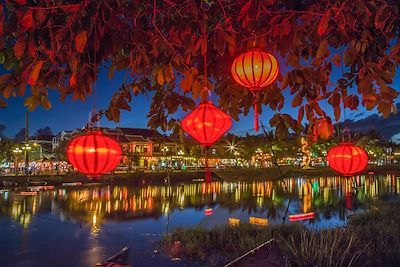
[1, 165, 400, 187]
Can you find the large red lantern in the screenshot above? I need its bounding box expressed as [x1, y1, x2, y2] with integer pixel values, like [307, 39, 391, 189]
[231, 48, 279, 131]
[67, 131, 122, 178]
[327, 143, 368, 177]
[182, 101, 232, 147]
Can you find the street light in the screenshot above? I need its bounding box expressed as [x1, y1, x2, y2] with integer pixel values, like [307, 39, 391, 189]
[21, 143, 31, 175]
[177, 150, 184, 156]
[12, 147, 22, 174]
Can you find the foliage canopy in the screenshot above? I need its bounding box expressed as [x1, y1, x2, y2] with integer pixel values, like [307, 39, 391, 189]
[1, 0, 400, 138]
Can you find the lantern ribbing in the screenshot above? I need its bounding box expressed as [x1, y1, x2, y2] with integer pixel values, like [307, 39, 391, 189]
[327, 143, 368, 177]
[231, 48, 279, 131]
[67, 131, 122, 178]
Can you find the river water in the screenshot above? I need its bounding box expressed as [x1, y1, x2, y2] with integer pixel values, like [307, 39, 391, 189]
[0, 174, 399, 267]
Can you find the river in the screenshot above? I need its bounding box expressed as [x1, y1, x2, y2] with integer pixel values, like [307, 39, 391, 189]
[0, 174, 399, 266]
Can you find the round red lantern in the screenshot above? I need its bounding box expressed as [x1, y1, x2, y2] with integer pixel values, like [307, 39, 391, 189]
[231, 48, 279, 131]
[67, 131, 122, 178]
[182, 101, 232, 147]
[327, 143, 368, 177]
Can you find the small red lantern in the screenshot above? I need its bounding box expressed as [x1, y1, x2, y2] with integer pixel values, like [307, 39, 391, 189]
[327, 143, 368, 177]
[231, 48, 279, 131]
[182, 101, 232, 147]
[67, 131, 122, 178]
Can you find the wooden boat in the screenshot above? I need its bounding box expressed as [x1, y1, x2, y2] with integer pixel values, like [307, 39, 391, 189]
[2, 180, 19, 187]
[95, 247, 132, 267]
[27, 178, 47, 186]
[62, 182, 82, 186]
[19, 191, 38, 196]
[27, 185, 55, 192]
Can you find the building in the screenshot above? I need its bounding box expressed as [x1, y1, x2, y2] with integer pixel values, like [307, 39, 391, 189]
[52, 127, 182, 169]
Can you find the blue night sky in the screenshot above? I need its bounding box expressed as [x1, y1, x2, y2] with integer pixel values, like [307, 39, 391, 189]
[0, 58, 399, 138]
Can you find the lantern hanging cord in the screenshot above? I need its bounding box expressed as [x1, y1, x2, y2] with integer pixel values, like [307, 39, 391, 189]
[340, 46, 347, 126]
[93, 19, 97, 115]
[201, 0, 209, 103]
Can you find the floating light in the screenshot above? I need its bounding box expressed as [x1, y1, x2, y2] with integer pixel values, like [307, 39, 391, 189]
[204, 208, 213, 216]
[288, 212, 315, 222]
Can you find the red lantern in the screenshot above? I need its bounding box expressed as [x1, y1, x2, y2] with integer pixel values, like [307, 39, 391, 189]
[67, 131, 122, 178]
[327, 143, 368, 177]
[231, 48, 279, 131]
[182, 101, 232, 147]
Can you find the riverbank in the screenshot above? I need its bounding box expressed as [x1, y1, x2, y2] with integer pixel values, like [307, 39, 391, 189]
[162, 201, 400, 266]
[1, 165, 400, 187]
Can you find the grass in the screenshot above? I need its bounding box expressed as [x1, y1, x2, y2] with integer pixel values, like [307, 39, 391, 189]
[162, 201, 400, 266]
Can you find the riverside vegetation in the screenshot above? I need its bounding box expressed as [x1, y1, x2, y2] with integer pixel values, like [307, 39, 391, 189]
[162, 201, 400, 266]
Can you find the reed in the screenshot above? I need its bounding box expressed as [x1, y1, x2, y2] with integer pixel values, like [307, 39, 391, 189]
[162, 201, 400, 266]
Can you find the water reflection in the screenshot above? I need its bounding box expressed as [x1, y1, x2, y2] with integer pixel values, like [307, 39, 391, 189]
[1, 174, 399, 231]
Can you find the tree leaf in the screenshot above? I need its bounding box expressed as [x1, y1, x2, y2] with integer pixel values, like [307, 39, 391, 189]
[316, 39, 329, 59]
[297, 106, 304, 125]
[20, 10, 33, 32]
[41, 97, 52, 110]
[14, 37, 25, 58]
[69, 73, 77, 87]
[318, 10, 331, 36]
[291, 93, 302, 107]
[2, 84, 12, 99]
[180, 70, 194, 93]
[76, 31, 88, 53]
[375, 6, 389, 30]
[28, 61, 44, 86]
[192, 79, 201, 100]
[0, 98, 6, 108]
[157, 68, 165, 86]
[334, 106, 341, 122]
[332, 54, 340, 67]
[28, 38, 37, 58]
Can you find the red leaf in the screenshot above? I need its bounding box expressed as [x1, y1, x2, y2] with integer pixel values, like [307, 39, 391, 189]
[20, 10, 33, 32]
[318, 10, 331, 36]
[0, 5, 3, 35]
[14, 37, 25, 58]
[69, 73, 77, 87]
[297, 106, 304, 125]
[76, 31, 88, 53]
[15, 0, 27, 4]
[239, 0, 252, 20]
[132, 85, 139, 96]
[28, 38, 37, 58]
[28, 61, 44, 85]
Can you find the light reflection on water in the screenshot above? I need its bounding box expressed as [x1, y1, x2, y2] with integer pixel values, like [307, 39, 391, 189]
[0, 174, 399, 266]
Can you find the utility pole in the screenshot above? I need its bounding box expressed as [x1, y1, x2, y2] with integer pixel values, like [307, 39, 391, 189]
[25, 111, 29, 176]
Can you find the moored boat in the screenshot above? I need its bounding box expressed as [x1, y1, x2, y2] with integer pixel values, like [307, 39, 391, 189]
[27, 178, 47, 186]
[95, 247, 132, 267]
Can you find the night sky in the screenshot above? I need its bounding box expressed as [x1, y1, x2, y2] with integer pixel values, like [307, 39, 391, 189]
[0, 59, 397, 138]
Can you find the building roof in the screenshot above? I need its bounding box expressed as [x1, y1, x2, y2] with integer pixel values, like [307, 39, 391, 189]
[129, 136, 151, 143]
[117, 127, 161, 138]
[31, 135, 55, 141]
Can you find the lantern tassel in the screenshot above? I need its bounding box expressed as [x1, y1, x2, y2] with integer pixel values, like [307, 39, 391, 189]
[205, 148, 211, 183]
[252, 92, 259, 132]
